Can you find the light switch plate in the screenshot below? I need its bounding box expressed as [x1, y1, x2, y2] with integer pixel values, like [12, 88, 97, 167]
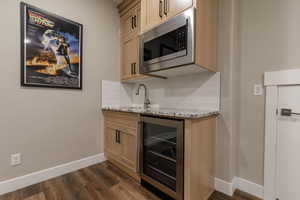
[254, 84, 264, 96]
[11, 153, 22, 166]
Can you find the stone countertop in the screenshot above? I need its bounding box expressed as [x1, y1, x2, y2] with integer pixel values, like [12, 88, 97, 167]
[102, 106, 219, 119]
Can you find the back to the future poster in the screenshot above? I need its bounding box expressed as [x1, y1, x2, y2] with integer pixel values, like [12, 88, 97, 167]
[21, 3, 83, 89]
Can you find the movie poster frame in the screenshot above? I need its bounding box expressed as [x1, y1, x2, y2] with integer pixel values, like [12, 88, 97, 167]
[20, 2, 83, 89]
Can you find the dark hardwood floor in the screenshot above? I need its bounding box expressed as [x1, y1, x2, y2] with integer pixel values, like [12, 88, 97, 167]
[0, 162, 259, 200]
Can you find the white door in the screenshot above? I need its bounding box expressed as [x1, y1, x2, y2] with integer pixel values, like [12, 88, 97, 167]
[276, 85, 300, 200]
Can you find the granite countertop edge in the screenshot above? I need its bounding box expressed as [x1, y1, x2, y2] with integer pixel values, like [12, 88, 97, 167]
[101, 106, 219, 119]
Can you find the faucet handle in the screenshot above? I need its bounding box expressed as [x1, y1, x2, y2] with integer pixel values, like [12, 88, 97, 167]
[144, 98, 151, 108]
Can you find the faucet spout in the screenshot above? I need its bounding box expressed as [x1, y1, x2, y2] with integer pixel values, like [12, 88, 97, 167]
[136, 84, 151, 109]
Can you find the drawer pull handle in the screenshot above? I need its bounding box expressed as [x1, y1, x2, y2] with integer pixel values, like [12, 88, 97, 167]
[164, 0, 168, 15]
[159, 0, 163, 18]
[115, 130, 121, 143]
[131, 16, 134, 29]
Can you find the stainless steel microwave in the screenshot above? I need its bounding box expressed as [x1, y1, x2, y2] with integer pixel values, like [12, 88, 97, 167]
[140, 8, 196, 76]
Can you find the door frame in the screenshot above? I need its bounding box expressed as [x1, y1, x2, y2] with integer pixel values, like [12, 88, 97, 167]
[264, 69, 300, 200]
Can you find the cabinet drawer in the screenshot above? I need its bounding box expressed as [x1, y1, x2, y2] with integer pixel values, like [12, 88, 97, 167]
[105, 121, 137, 136]
[104, 111, 139, 127]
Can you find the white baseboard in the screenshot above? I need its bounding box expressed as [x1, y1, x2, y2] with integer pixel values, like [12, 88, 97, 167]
[214, 178, 234, 196]
[215, 177, 264, 199]
[0, 153, 106, 195]
[234, 177, 264, 199]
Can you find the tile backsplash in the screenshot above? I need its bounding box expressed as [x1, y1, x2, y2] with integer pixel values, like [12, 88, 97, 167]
[101, 80, 133, 107]
[102, 72, 220, 111]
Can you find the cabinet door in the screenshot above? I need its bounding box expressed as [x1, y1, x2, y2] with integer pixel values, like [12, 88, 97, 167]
[120, 131, 137, 172]
[121, 6, 139, 42]
[167, 0, 193, 19]
[121, 37, 139, 79]
[141, 0, 166, 33]
[105, 126, 122, 158]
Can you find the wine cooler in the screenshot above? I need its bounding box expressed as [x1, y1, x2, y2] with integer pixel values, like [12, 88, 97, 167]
[140, 116, 184, 200]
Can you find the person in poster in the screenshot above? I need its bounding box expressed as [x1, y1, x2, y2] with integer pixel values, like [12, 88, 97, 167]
[56, 35, 77, 77]
[21, 3, 83, 89]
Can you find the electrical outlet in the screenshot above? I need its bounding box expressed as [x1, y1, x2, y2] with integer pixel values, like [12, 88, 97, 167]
[254, 84, 263, 96]
[11, 153, 22, 166]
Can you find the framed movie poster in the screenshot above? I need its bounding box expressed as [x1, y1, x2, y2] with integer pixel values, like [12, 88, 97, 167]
[20, 2, 83, 89]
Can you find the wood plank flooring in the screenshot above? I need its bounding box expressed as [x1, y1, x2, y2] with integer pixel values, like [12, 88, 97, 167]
[0, 161, 259, 200]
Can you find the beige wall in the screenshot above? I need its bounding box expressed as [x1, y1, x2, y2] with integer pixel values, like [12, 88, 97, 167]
[0, 0, 119, 181]
[217, 0, 300, 186]
[216, 0, 240, 182]
[2, 0, 299, 188]
[239, 0, 300, 185]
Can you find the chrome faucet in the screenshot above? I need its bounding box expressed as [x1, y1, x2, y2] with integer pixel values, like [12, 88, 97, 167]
[136, 84, 151, 109]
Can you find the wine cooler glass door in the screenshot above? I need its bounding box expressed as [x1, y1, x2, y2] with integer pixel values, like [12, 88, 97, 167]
[140, 116, 184, 200]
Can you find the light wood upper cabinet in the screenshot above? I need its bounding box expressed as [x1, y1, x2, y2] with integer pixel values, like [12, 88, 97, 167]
[121, 37, 139, 79]
[141, 0, 193, 33]
[119, 0, 217, 77]
[121, 9, 135, 42]
[121, 4, 140, 42]
[120, 1, 148, 81]
[141, 0, 166, 33]
[167, 0, 193, 19]
[195, 0, 218, 71]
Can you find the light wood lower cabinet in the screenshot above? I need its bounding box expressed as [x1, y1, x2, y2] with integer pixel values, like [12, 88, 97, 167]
[105, 126, 122, 158]
[103, 110, 216, 199]
[120, 130, 137, 171]
[103, 111, 140, 180]
[184, 116, 216, 200]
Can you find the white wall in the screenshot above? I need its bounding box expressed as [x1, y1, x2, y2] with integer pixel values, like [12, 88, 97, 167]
[0, 0, 119, 182]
